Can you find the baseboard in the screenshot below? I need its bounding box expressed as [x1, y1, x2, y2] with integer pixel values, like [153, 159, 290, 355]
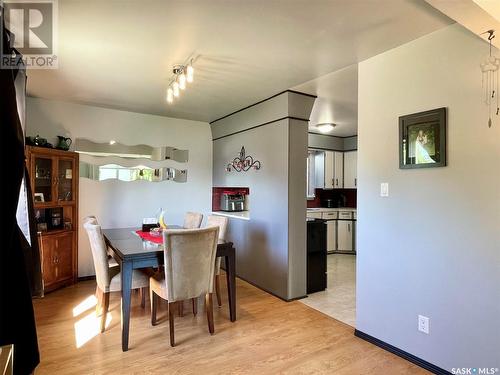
[354, 330, 451, 375]
[77, 275, 96, 282]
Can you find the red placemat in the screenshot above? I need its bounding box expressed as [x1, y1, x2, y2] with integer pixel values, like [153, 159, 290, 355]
[136, 230, 163, 244]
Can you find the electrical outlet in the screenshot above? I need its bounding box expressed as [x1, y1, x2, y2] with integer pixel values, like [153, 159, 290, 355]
[380, 182, 389, 197]
[418, 315, 429, 334]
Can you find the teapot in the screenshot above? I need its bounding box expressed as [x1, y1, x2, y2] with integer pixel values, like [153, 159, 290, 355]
[56, 136, 72, 151]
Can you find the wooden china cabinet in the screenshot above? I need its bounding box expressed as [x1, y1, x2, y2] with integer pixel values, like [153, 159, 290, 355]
[26, 146, 79, 293]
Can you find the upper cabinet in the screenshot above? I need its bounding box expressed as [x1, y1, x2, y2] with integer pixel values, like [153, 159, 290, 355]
[30, 148, 78, 206]
[325, 151, 344, 189]
[343, 151, 358, 189]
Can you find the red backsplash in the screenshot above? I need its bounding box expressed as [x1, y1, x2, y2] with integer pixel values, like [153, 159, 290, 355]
[307, 188, 357, 208]
[212, 187, 250, 211]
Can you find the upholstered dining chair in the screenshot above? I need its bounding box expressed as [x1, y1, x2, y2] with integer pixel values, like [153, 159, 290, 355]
[83, 219, 150, 333]
[149, 226, 219, 347]
[183, 212, 203, 229]
[205, 215, 229, 307]
[83, 215, 117, 266]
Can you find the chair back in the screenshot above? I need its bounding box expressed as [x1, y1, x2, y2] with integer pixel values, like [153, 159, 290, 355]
[206, 215, 228, 241]
[183, 212, 203, 229]
[162, 227, 219, 302]
[83, 215, 98, 224]
[83, 220, 110, 291]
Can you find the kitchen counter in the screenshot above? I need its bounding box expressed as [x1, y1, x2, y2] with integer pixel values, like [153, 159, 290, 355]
[212, 211, 250, 221]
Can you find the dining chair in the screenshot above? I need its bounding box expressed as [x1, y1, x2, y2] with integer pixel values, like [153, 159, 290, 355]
[183, 212, 203, 229]
[149, 226, 219, 347]
[83, 219, 150, 333]
[206, 215, 229, 307]
[83, 215, 117, 266]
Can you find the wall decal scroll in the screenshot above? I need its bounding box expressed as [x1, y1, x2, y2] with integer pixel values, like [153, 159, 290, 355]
[226, 146, 261, 172]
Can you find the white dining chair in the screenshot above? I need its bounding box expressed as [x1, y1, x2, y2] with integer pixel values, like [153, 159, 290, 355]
[205, 215, 228, 307]
[149, 226, 219, 346]
[83, 219, 150, 333]
[183, 212, 203, 229]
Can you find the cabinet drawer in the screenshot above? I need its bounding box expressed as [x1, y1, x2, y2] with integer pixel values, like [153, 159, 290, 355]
[338, 211, 352, 219]
[322, 211, 338, 220]
[307, 212, 323, 219]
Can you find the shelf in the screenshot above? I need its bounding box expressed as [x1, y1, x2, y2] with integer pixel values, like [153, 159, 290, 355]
[38, 229, 75, 236]
[212, 211, 250, 221]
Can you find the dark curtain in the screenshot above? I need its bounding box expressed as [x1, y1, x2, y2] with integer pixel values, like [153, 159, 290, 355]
[0, 9, 40, 375]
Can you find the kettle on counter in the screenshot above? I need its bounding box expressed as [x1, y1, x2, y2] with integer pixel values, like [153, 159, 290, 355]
[56, 136, 72, 151]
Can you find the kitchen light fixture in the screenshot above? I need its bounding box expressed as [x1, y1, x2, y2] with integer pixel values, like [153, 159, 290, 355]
[316, 123, 336, 133]
[109, 140, 116, 145]
[166, 59, 194, 104]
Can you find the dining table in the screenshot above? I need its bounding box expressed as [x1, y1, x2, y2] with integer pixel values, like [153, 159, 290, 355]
[102, 226, 237, 352]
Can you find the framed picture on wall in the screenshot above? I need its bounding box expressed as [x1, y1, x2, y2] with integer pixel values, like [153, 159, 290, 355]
[399, 107, 446, 169]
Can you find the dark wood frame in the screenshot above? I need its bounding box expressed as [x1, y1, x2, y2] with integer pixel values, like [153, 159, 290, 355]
[399, 107, 446, 169]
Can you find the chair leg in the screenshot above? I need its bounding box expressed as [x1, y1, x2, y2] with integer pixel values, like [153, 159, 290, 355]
[192, 297, 197, 316]
[141, 287, 147, 308]
[215, 274, 222, 307]
[100, 292, 110, 333]
[95, 286, 102, 316]
[168, 302, 176, 347]
[205, 293, 214, 335]
[150, 290, 158, 326]
[178, 300, 184, 317]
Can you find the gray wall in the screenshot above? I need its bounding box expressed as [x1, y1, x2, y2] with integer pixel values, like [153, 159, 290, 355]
[26, 97, 212, 276]
[308, 133, 357, 151]
[212, 91, 313, 300]
[357, 24, 500, 370]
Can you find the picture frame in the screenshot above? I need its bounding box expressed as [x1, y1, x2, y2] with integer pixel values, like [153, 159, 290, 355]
[399, 107, 446, 169]
[34, 192, 45, 202]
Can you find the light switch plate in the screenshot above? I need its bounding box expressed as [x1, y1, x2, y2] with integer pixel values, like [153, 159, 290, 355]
[380, 182, 389, 197]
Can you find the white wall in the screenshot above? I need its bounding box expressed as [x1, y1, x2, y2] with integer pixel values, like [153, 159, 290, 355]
[26, 97, 212, 276]
[357, 24, 500, 371]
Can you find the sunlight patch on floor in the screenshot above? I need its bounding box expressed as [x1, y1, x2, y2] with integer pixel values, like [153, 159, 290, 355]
[72, 295, 97, 317]
[74, 310, 112, 348]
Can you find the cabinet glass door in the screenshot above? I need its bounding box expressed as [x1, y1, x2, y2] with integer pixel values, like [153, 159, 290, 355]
[34, 157, 53, 203]
[58, 158, 75, 202]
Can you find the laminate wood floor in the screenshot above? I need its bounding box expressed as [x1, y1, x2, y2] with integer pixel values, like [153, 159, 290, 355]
[33, 277, 428, 374]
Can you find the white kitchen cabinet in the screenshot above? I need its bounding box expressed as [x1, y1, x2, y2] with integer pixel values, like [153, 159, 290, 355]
[326, 220, 337, 253]
[307, 211, 322, 219]
[324, 151, 343, 189]
[344, 151, 357, 189]
[337, 220, 353, 252]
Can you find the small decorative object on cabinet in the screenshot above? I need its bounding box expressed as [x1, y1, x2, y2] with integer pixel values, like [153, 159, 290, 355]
[26, 146, 79, 293]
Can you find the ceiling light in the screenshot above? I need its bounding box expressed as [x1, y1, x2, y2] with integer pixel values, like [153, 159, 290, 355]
[186, 64, 194, 83]
[166, 88, 173, 103]
[316, 123, 336, 133]
[165, 59, 195, 105]
[109, 140, 116, 145]
[179, 73, 186, 90]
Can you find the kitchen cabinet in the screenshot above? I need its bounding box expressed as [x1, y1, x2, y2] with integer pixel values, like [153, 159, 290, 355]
[27, 146, 79, 293]
[344, 151, 357, 189]
[326, 220, 337, 253]
[324, 151, 343, 189]
[337, 217, 354, 252]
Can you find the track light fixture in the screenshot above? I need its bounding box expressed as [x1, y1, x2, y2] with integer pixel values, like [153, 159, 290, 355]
[166, 59, 194, 104]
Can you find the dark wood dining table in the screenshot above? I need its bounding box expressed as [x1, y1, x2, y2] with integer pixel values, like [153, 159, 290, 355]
[102, 226, 237, 352]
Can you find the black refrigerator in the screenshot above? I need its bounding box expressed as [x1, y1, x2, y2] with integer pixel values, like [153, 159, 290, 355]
[306, 218, 327, 293]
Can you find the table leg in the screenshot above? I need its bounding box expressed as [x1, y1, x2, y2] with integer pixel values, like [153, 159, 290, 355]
[225, 249, 236, 322]
[121, 260, 133, 351]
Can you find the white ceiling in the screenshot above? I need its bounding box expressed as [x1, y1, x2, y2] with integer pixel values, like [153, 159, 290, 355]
[425, 0, 500, 48]
[27, 0, 452, 123]
[293, 64, 358, 137]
